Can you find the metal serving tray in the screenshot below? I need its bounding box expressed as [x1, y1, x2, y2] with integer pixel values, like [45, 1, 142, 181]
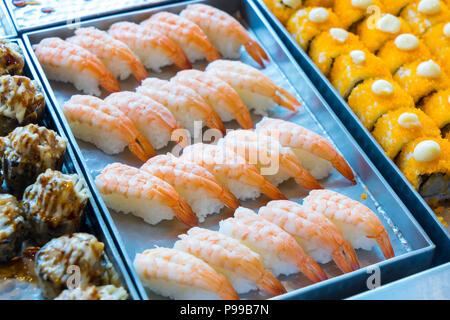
[254, 0, 450, 265]
[0, 38, 139, 300]
[5, 0, 177, 33]
[24, 0, 435, 300]
[0, 1, 17, 38]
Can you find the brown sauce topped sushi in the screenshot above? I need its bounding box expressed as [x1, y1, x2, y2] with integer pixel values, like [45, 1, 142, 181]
[0, 124, 67, 196]
[20, 169, 89, 246]
[55, 284, 128, 300]
[35, 233, 122, 299]
[0, 41, 24, 76]
[0, 194, 24, 263]
[0, 75, 45, 136]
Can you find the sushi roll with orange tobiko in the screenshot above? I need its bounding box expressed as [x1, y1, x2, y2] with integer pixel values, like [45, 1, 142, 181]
[263, 0, 299, 25]
[397, 136, 450, 197]
[287, 7, 342, 51]
[304, 0, 335, 7]
[378, 0, 410, 15]
[422, 22, 450, 75]
[309, 28, 366, 76]
[356, 14, 412, 52]
[330, 49, 391, 99]
[393, 59, 450, 103]
[377, 33, 433, 73]
[400, 0, 450, 35]
[421, 89, 450, 136]
[348, 78, 415, 130]
[333, 0, 385, 30]
[372, 107, 441, 159]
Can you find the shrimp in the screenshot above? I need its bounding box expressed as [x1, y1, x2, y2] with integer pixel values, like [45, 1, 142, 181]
[219, 207, 328, 282]
[95, 163, 197, 227]
[180, 143, 287, 201]
[256, 117, 356, 183]
[219, 130, 322, 189]
[171, 70, 253, 129]
[136, 77, 225, 134]
[63, 95, 155, 162]
[104, 91, 187, 150]
[33, 37, 120, 96]
[259, 200, 360, 273]
[206, 60, 301, 113]
[108, 22, 191, 72]
[174, 227, 286, 296]
[66, 27, 148, 82]
[303, 190, 395, 259]
[141, 12, 221, 63]
[134, 247, 238, 300]
[141, 154, 239, 222]
[179, 4, 269, 67]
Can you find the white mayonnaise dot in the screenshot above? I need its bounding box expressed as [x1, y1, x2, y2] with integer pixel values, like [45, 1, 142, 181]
[444, 23, 450, 37]
[281, 0, 303, 9]
[329, 28, 349, 42]
[416, 60, 441, 77]
[418, 0, 441, 14]
[413, 140, 441, 162]
[350, 50, 366, 64]
[376, 14, 402, 33]
[395, 34, 419, 50]
[398, 112, 421, 128]
[371, 79, 394, 95]
[351, 0, 373, 9]
[308, 8, 329, 23]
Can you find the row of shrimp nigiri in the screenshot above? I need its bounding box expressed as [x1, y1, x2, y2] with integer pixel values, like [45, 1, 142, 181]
[33, 4, 269, 96]
[62, 59, 303, 162]
[94, 116, 355, 225]
[133, 192, 395, 300]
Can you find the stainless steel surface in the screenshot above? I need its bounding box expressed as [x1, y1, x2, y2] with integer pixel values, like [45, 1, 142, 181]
[254, 0, 450, 265]
[0, 38, 140, 300]
[348, 262, 450, 300]
[23, 0, 434, 300]
[5, 0, 175, 32]
[0, 1, 16, 38]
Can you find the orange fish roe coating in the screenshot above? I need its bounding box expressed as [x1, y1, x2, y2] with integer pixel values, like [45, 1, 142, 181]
[305, 0, 335, 7]
[379, 0, 411, 15]
[397, 136, 450, 189]
[333, 0, 385, 29]
[348, 78, 415, 130]
[309, 29, 366, 76]
[422, 22, 450, 74]
[357, 15, 412, 52]
[287, 7, 342, 50]
[377, 35, 433, 73]
[400, 0, 450, 35]
[263, 0, 297, 25]
[421, 89, 450, 130]
[393, 59, 450, 103]
[330, 50, 392, 99]
[372, 107, 441, 158]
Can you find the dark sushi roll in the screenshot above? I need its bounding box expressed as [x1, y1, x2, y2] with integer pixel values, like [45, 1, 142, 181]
[0, 194, 25, 263]
[0, 124, 67, 197]
[55, 285, 128, 300]
[0, 75, 45, 136]
[0, 41, 24, 76]
[21, 169, 89, 246]
[35, 233, 122, 299]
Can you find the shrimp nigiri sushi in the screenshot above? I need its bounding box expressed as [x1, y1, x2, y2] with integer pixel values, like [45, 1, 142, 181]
[179, 4, 269, 67]
[134, 247, 238, 300]
[303, 190, 395, 259]
[206, 60, 301, 114]
[33, 37, 120, 96]
[259, 200, 360, 273]
[104, 91, 184, 150]
[141, 154, 239, 222]
[95, 163, 197, 227]
[66, 27, 148, 82]
[174, 227, 286, 296]
[141, 12, 221, 63]
[180, 143, 287, 201]
[63, 95, 155, 162]
[256, 117, 355, 183]
[219, 207, 328, 282]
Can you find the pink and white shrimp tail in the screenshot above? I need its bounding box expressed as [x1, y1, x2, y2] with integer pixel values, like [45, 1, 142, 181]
[304, 190, 395, 259]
